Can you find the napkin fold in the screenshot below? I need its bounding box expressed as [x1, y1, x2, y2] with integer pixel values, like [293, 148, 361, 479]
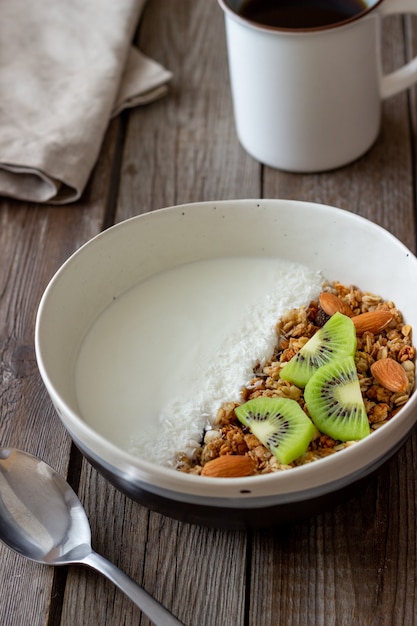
[0, 0, 172, 204]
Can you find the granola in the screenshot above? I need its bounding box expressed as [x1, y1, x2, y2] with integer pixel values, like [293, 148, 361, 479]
[175, 282, 415, 475]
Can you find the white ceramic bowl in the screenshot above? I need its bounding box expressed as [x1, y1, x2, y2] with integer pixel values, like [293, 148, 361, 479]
[35, 200, 417, 528]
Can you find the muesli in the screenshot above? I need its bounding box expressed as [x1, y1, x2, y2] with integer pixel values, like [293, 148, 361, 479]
[176, 281, 415, 477]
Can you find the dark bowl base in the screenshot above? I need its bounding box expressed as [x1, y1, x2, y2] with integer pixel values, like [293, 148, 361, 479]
[80, 453, 384, 530]
[74, 424, 414, 530]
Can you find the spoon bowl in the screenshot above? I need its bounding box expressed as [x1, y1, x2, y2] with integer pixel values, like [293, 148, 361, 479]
[0, 448, 183, 626]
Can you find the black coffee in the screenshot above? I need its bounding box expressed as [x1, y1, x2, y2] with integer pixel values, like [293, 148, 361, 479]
[238, 0, 369, 29]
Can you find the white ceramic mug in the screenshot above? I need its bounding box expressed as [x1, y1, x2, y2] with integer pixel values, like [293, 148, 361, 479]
[218, 0, 417, 172]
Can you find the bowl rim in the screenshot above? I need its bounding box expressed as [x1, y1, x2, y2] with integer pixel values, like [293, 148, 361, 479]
[35, 198, 417, 502]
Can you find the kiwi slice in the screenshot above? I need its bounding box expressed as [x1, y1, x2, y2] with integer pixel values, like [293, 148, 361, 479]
[304, 355, 370, 441]
[235, 397, 316, 465]
[280, 311, 356, 388]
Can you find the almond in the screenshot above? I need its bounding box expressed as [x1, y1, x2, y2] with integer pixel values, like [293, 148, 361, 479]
[371, 358, 409, 393]
[201, 455, 256, 478]
[319, 292, 353, 317]
[352, 310, 393, 335]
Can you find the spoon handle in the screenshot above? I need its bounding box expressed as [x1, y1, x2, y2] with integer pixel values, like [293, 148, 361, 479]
[82, 551, 184, 626]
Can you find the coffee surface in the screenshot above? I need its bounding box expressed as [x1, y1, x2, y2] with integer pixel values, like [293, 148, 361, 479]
[238, 0, 368, 29]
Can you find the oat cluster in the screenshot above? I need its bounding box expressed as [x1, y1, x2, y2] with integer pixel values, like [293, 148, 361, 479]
[176, 282, 415, 475]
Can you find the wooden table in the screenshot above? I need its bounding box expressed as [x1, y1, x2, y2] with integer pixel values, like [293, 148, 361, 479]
[1, 2, 417, 624]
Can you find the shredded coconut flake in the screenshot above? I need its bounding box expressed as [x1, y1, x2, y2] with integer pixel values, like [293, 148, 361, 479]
[126, 259, 324, 465]
[76, 257, 325, 467]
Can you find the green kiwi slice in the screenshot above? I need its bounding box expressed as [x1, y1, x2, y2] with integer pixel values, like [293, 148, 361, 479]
[304, 355, 370, 441]
[235, 397, 316, 465]
[280, 311, 356, 388]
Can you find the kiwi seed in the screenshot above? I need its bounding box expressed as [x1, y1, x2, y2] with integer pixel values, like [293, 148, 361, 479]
[280, 311, 356, 388]
[235, 396, 316, 465]
[304, 355, 370, 442]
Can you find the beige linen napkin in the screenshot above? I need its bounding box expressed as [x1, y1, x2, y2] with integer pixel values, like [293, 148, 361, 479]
[0, 0, 172, 204]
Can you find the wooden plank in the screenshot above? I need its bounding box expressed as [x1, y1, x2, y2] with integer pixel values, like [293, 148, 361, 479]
[59, 2, 256, 625]
[61, 463, 247, 626]
[25, 4, 417, 626]
[248, 14, 417, 626]
[117, 0, 260, 222]
[250, 440, 417, 626]
[0, 119, 120, 625]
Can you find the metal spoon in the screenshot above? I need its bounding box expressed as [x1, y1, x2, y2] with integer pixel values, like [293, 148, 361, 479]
[0, 448, 183, 626]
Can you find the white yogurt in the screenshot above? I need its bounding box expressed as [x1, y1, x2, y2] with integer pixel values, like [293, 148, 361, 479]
[75, 257, 324, 466]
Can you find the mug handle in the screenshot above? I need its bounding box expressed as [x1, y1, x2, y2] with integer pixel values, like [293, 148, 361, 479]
[380, 0, 417, 99]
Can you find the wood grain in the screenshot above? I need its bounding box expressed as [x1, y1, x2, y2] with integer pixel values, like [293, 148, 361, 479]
[248, 13, 417, 626]
[0, 120, 120, 625]
[1, 2, 417, 626]
[117, 0, 260, 222]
